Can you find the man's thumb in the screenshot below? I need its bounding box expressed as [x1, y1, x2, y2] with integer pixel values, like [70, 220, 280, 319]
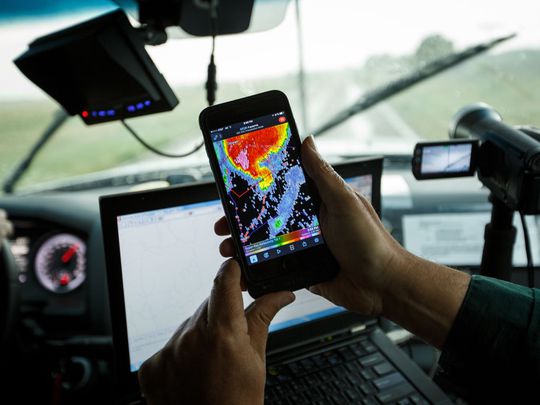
[245, 291, 295, 354]
[301, 136, 349, 207]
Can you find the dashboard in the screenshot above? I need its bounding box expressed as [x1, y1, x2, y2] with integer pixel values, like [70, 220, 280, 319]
[4, 169, 540, 318]
[3, 168, 538, 334]
[1, 192, 110, 336]
[1, 166, 539, 403]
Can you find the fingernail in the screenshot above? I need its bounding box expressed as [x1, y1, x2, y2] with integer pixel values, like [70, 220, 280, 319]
[309, 286, 320, 295]
[305, 135, 317, 152]
[218, 260, 229, 272]
[281, 292, 296, 307]
[214, 259, 232, 283]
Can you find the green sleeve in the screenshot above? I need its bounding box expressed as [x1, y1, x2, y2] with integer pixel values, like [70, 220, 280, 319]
[437, 275, 540, 401]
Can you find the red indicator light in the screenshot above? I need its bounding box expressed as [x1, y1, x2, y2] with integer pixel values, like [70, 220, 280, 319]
[59, 273, 71, 286]
[278, 116, 286, 123]
[81, 111, 89, 118]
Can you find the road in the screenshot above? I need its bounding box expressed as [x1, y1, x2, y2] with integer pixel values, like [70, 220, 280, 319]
[305, 81, 419, 157]
[131, 78, 421, 171]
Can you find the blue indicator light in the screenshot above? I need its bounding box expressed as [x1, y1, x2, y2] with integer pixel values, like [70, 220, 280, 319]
[144, 100, 151, 106]
[127, 105, 135, 112]
[107, 109, 115, 116]
[98, 111, 106, 117]
[91, 111, 97, 117]
[136, 102, 144, 110]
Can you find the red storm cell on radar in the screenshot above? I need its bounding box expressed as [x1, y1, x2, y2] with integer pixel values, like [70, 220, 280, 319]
[224, 122, 289, 190]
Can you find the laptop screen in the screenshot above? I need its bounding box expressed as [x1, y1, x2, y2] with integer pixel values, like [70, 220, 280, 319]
[116, 174, 373, 372]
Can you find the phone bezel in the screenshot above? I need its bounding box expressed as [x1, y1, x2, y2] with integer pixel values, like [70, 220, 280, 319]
[199, 90, 338, 297]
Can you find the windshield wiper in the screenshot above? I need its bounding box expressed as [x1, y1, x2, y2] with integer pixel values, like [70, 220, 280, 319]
[312, 33, 516, 137]
[3, 109, 69, 194]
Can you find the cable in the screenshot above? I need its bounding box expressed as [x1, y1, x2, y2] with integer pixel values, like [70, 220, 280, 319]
[120, 1, 218, 159]
[519, 212, 535, 288]
[205, 0, 218, 106]
[121, 120, 204, 158]
[210, 9, 216, 55]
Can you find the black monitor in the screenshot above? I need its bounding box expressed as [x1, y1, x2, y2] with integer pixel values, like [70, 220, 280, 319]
[14, 9, 178, 125]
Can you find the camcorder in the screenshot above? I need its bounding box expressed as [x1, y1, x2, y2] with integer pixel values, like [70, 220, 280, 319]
[412, 103, 540, 215]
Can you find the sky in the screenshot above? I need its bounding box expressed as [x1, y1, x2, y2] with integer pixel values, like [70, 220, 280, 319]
[1, 0, 540, 100]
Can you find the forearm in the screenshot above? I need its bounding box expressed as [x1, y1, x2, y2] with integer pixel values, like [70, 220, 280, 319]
[381, 250, 471, 349]
[438, 275, 540, 400]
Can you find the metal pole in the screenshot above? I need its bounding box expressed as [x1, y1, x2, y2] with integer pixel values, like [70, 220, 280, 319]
[294, 0, 308, 134]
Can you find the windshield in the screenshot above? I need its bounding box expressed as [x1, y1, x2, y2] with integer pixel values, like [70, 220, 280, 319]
[2, 0, 540, 191]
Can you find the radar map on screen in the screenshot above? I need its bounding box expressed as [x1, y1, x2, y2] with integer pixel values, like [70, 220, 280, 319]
[213, 121, 320, 253]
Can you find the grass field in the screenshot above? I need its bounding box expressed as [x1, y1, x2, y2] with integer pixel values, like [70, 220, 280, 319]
[0, 86, 209, 190]
[1, 48, 539, 192]
[386, 49, 540, 140]
[0, 75, 311, 191]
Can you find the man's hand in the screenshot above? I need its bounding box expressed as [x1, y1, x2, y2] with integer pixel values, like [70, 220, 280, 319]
[138, 259, 295, 405]
[300, 136, 408, 316]
[215, 136, 405, 317]
[216, 136, 470, 349]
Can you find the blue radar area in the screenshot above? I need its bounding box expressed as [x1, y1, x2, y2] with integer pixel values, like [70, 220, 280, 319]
[268, 165, 305, 237]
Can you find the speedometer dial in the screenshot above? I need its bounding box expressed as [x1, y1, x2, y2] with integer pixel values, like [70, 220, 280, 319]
[34, 233, 86, 293]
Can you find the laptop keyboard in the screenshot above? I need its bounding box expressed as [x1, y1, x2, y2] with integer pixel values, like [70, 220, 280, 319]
[265, 337, 430, 405]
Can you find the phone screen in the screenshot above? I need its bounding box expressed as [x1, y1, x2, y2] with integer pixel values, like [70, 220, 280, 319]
[210, 111, 323, 266]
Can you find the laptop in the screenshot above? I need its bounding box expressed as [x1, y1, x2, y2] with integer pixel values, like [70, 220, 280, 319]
[100, 157, 450, 404]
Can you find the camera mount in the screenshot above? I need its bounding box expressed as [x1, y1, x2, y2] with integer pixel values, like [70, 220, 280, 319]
[412, 104, 540, 285]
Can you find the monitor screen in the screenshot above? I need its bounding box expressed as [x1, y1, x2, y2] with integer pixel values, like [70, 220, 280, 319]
[420, 143, 473, 174]
[117, 174, 372, 372]
[403, 212, 540, 266]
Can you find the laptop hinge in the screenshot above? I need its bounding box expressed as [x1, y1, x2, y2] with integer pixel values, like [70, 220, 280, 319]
[350, 323, 367, 334]
[267, 322, 374, 362]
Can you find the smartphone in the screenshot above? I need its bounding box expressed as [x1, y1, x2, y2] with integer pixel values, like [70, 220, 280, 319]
[412, 140, 478, 180]
[199, 90, 339, 297]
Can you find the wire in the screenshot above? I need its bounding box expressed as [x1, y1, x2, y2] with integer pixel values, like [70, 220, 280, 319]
[210, 8, 216, 55]
[121, 120, 204, 159]
[120, 1, 218, 159]
[520, 212, 535, 288]
[205, 0, 218, 106]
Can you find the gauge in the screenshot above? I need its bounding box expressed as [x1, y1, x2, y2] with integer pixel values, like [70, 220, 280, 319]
[34, 233, 86, 293]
